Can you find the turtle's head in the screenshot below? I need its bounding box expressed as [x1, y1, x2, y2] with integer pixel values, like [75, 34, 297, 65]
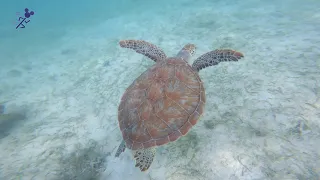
[176, 44, 196, 63]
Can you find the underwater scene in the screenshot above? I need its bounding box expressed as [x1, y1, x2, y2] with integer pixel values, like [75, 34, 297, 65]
[0, 0, 320, 179]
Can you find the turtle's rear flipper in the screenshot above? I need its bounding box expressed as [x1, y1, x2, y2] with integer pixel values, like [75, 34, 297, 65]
[192, 49, 244, 72]
[133, 147, 156, 172]
[115, 140, 126, 157]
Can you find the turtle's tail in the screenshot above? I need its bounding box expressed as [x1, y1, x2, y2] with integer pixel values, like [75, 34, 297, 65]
[115, 140, 126, 157]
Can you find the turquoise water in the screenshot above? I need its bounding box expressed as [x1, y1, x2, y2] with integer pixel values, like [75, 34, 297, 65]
[1, 0, 320, 179]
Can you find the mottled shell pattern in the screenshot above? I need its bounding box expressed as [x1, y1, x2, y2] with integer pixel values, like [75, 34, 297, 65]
[118, 57, 205, 150]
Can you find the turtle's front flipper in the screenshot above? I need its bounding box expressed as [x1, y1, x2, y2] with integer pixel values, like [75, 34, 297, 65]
[176, 43, 196, 62]
[115, 140, 126, 157]
[119, 40, 167, 62]
[192, 49, 244, 72]
[133, 147, 156, 172]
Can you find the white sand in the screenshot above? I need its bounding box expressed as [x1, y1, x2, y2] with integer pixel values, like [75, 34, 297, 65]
[0, 0, 319, 179]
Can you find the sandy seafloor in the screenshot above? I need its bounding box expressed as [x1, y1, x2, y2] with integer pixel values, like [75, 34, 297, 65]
[0, 0, 320, 179]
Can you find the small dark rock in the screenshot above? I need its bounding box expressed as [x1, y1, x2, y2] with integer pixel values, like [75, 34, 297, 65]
[204, 120, 215, 129]
[103, 61, 110, 67]
[7, 69, 22, 78]
[61, 48, 77, 55]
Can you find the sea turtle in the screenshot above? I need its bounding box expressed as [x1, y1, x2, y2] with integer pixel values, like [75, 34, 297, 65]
[115, 40, 244, 171]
